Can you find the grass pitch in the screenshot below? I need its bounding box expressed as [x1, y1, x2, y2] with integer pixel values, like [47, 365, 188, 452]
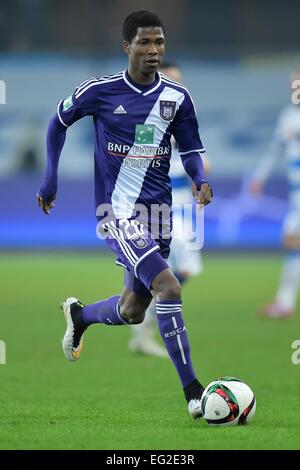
[0, 252, 299, 450]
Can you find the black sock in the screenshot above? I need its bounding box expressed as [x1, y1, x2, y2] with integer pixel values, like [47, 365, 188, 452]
[184, 379, 204, 402]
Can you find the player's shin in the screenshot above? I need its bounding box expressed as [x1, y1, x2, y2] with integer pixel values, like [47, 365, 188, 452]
[82, 295, 128, 325]
[156, 300, 201, 394]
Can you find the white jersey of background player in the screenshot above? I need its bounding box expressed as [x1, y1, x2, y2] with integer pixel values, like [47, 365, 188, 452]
[129, 63, 210, 356]
[250, 72, 300, 317]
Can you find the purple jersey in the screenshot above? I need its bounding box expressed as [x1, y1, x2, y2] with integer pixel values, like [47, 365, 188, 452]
[57, 70, 205, 220]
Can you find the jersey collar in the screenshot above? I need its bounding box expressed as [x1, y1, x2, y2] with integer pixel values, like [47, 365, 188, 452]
[123, 70, 161, 96]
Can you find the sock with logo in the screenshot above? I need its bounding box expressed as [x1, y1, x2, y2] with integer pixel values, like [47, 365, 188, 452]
[156, 300, 198, 389]
[82, 295, 129, 326]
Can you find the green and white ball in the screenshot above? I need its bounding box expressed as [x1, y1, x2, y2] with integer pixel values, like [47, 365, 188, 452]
[200, 376, 256, 426]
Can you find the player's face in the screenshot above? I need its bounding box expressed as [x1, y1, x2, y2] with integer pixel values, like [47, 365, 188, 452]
[124, 27, 165, 76]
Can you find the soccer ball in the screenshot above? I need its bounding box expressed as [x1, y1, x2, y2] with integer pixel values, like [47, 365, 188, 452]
[200, 376, 256, 426]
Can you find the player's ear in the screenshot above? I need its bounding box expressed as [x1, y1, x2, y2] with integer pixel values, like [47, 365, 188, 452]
[122, 41, 130, 55]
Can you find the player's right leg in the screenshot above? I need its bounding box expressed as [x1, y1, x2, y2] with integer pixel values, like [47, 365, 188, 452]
[61, 288, 152, 362]
[61, 297, 86, 361]
[61, 221, 155, 361]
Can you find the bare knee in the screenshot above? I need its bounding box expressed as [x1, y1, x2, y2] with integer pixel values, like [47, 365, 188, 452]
[120, 303, 145, 324]
[152, 269, 181, 301]
[119, 289, 151, 324]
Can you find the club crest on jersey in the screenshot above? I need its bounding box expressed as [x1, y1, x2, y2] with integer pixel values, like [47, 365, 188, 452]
[160, 101, 176, 121]
[131, 235, 148, 249]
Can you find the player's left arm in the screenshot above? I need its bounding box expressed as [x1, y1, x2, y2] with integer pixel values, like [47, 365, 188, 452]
[172, 92, 213, 206]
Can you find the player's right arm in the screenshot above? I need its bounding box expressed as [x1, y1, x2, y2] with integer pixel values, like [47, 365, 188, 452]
[37, 79, 99, 214]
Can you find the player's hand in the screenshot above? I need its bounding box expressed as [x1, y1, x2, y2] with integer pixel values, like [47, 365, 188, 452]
[37, 193, 56, 215]
[192, 182, 213, 207]
[249, 180, 264, 196]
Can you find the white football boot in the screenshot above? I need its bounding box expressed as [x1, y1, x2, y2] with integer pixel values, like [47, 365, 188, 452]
[188, 399, 202, 419]
[61, 297, 86, 361]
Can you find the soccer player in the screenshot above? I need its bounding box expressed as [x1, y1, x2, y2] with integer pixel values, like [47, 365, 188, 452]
[250, 71, 300, 318]
[37, 11, 213, 418]
[129, 62, 210, 358]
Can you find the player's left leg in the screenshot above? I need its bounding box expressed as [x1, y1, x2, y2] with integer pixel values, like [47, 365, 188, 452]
[261, 206, 300, 318]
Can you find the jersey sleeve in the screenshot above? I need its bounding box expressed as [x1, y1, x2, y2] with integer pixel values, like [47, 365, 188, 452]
[56, 78, 100, 127]
[171, 91, 206, 156]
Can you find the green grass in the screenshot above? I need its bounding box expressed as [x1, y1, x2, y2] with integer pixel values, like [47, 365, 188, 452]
[0, 252, 299, 450]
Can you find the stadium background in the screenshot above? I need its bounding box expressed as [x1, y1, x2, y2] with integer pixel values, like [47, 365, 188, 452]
[1, 0, 300, 450]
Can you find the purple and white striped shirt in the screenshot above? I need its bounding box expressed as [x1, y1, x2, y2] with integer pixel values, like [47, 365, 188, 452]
[40, 70, 206, 221]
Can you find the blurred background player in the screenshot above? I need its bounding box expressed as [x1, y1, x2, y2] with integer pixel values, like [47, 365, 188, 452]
[250, 71, 300, 318]
[129, 62, 211, 356]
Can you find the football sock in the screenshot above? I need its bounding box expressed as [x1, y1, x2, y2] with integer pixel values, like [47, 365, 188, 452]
[156, 300, 198, 388]
[276, 252, 300, 310]
[184, 379, 204, 402]
[82, 295, 128, 326]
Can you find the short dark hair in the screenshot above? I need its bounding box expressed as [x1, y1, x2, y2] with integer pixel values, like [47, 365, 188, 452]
[123, 10, 164, 43]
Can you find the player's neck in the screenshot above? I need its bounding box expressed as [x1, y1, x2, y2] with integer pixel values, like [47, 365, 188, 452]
[127, 67, 156, 86]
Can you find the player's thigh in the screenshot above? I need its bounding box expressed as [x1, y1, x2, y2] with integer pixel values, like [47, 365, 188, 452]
[102, 218, 170, 294]
[168, 237, 203, 276]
